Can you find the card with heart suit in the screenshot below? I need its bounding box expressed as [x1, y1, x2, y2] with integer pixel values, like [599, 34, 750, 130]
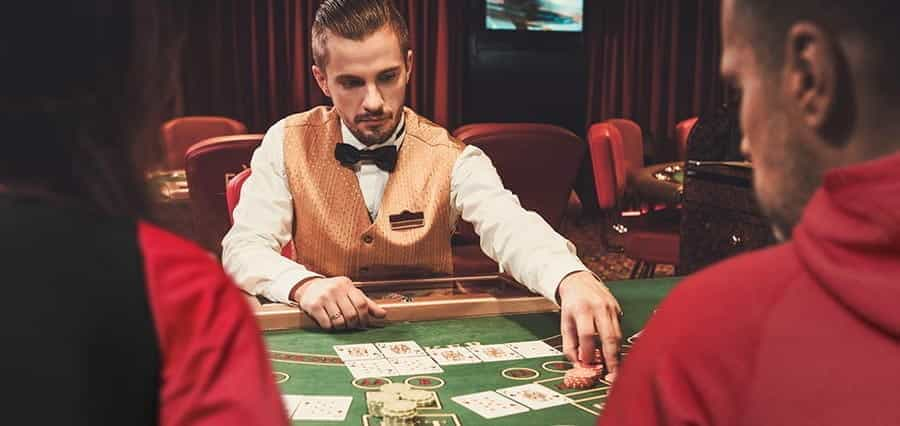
[451, 391, 529, 419]
[281, 395, 303, 418]
[291, 395, 353, 421]
[467, 344, 524, 362]
[506, 341, 563, 358]
[426, 347, 482, 365]
[496, 383, 571, 410]
[388, 356, 444, 376]
[376, 341, 427, 358]
[333, 343, 383, 361]
[344, 359, 398, 379]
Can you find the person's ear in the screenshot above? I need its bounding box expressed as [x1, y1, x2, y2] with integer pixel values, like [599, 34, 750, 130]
[404, 49, 414, 83]
[783, 22, 838, 131]
[312, 65, 331, 98]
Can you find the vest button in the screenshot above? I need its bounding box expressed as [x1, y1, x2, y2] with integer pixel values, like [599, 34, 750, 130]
[362, 234, 374, 244]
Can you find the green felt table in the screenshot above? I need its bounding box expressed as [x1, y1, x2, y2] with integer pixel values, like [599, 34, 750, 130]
[265, 277, 680, 425]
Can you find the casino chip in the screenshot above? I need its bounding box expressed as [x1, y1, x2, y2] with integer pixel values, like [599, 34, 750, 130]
[564, 366, 599, 389]
[399, 389, 435, 408]
[380, 383, 413, 395]
[381, 400, 417, 425]
[366, 391, 399, 417]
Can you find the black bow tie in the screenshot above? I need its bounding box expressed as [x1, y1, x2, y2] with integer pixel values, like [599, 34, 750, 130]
[334, 143, 398, 172]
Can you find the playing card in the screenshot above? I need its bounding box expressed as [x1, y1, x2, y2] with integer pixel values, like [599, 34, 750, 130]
[426, 347, 482, 365]
[292, 395, 353, 421]
[468, 344, 524, 362]
[388, 356, 444, 375]
[345, 359, 398, 379]
[497, 383, 571, 410]
[452, 391, 529, 419]
[506, 340, 563, 358]
[376, 340, 427, 358]
[281, 394, 303, 418]
[333, 343, 383, 361]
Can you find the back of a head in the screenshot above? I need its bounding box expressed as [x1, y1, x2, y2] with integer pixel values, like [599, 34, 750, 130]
[735, 0, 900, 105]
[0, 1, 183, 216]
[311, 0, 410, 70]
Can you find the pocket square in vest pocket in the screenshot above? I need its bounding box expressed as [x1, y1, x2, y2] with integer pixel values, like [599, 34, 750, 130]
[389, 210, 425, 230]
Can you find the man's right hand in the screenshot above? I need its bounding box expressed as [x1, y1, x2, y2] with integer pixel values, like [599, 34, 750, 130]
[291, 276, 387, 330]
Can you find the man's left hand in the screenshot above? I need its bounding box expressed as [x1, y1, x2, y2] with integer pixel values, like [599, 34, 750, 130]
[557, 271, 623, 381]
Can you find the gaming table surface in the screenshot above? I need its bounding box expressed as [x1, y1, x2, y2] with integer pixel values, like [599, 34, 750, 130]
[265, 277, 679, 425]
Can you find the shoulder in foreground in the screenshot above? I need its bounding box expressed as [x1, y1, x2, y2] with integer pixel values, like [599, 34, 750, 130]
[653, 243, 804, 339]
[137, 221, 223, 277]
[283, 106, 337, 129]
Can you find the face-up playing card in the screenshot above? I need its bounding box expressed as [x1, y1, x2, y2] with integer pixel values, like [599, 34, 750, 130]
[345, 359, 398, 379]
[426, 347, 482, 365]
[388, 356, 444, 376]
[452, 391, 529, 419]
[291, 395, 353, 421]
[333, 343, 383, 362]
[281, 394, 303, 418]
[496, 383, 571, 410]
[506, 341, 564, 358]
[376, 340, 427, 358]
[467, 344, 524, 362]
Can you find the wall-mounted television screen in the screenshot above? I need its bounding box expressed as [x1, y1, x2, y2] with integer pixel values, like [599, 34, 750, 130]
[485, 0, 583, 32]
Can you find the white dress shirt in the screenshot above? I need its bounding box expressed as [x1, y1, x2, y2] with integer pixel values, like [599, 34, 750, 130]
[222, 115, 589, 305]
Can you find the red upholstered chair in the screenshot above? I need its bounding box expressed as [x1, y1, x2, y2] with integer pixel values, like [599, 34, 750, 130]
[225, 168, 294, 259]
[161, 116, 247, 169]
[674, 117, 699, 161]
[587, 119, 679, 278]
[451, 123, 586, 274]
[184, 134, 263, 253]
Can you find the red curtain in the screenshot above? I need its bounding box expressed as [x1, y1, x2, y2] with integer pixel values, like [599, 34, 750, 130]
[584, 0, 726, 162]
[176, 0, 463, 133]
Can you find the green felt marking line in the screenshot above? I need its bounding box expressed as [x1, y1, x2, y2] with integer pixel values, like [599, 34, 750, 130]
[272, 371, 289, 384]
[564, 386, 610, 398]
[573, 394, 608, 404]
[571, 401, 602, 416]
[268, 350, 343, 366]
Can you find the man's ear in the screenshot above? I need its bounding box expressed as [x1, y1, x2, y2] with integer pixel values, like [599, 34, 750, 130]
[312, 65, 331, 98]
[784, 22, 838, 131]
[404, 49, 414, 82]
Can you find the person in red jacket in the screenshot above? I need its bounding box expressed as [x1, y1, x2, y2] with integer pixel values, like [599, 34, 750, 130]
[601, 0, 900, 425]
[0, 2, 287, 425]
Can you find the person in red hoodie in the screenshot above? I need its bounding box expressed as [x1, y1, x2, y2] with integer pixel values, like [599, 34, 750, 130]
[0, 2, 288, 425]
[601, 0, 900, 425]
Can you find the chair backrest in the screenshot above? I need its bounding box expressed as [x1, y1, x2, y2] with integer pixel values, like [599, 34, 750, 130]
[587, 122, 628, 210]
[184, 134, 263, 253]
[674, 117, 699, 161]
[606, 118, 644, 172]
[225, 168, 252, 224]
[452, 123, 586, 241]
[225, 167, 294, 259]
[161, 116, 247, 169]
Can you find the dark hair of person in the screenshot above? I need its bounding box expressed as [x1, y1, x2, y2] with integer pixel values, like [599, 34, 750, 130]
[733, 0, 900, 98]
[311, 0, 410, 70]
[0, 1, 184, 217]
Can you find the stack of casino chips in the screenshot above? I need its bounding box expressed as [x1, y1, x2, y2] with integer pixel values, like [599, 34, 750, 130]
[380, 400, 417, 425]
[366, 391, 399, 417]
[399, 389, 435, 408]
[563, 366, 599, 389]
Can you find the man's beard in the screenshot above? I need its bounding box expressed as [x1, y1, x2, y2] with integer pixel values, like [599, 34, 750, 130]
[350, 110, 399, 146]
[755, 139, 825, 242]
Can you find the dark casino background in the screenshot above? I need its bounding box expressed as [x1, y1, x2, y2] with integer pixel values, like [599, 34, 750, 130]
[152, 0, 764, 279]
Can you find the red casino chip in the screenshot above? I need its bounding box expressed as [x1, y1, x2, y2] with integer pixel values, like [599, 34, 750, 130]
[564, 367, 599, 389]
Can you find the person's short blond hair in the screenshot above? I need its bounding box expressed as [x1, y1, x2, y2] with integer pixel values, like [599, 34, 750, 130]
[311, 0, 410, 70]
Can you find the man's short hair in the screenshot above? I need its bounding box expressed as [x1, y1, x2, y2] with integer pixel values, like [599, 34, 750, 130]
[734, 0, 900, 94]
[311, 0, 410, 70]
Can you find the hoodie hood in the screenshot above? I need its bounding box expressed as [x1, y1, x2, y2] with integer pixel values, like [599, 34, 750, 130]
[793, 150, 900, 338]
